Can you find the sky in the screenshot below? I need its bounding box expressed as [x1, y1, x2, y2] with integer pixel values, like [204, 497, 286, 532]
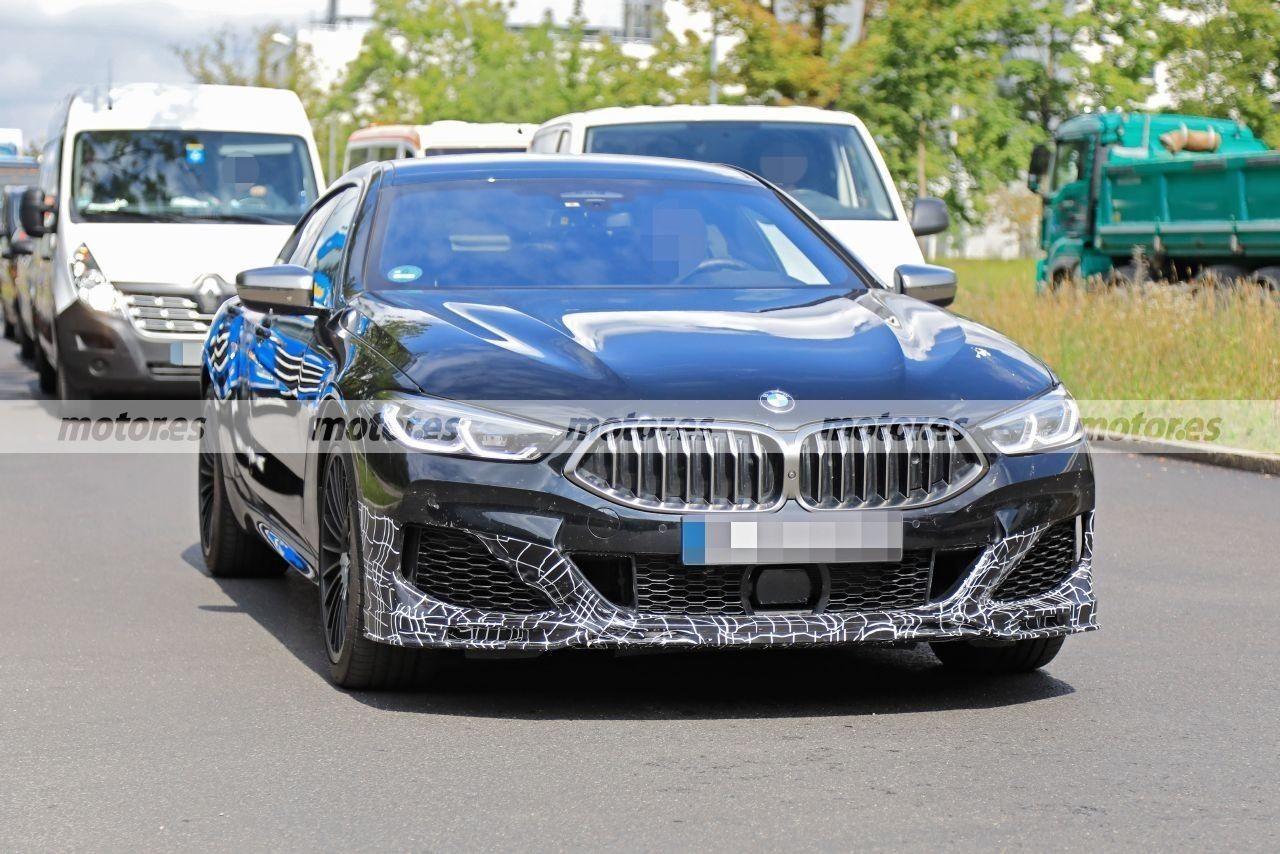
[0, 0, 592, 146]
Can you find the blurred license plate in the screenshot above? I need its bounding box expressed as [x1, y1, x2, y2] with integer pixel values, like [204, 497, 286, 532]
[170, 342, 203, 367]
[681, 510, 903, 566]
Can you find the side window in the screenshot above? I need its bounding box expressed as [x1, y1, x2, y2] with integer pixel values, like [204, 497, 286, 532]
[1052, 140, 1088, 191]
[282, 191, 344, 265]
[307, 188, 360, 307]
[530, 129, 556, 153]
[345, 145, 369, 171]
[40, 139, 62, 201]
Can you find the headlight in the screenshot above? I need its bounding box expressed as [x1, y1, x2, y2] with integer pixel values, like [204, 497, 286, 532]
[980, 386, 1083, 454]
[70, 244, 124, 313]
[378, 395, 562, 461]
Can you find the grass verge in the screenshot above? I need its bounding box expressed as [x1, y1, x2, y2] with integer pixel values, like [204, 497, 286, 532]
[943, 258, 1279, 453]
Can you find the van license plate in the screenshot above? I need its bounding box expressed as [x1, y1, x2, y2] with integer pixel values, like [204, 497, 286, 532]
[170, 342, 203, 367]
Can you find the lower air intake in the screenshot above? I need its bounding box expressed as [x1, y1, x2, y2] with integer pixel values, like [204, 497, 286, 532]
[990, 520, 1079, 601]
[406, 525, 553, 614]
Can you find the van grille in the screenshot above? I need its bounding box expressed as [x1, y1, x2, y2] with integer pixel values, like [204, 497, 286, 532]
[125, 294, 214, 336]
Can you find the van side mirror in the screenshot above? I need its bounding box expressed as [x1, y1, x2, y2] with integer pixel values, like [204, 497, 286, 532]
[236, 265, 319, 314]
[19, 186, 52, 237]
[910, 197, 949, 237]
[894, 263, 957, 308]
[1028, 144, 1051, 193]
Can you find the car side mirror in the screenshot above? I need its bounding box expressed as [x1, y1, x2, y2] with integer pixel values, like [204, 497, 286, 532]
[1028, 143, 1051, 193]
[894, 263, 957, 308]
[910, 197, 949, 237]
[235, 265, 319, 313]
[19, 186, 52, 237]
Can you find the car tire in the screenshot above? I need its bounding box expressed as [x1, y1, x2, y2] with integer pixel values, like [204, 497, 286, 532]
[319, 452, 440, 690]
[2, 314, 13, 341]
[929, 636, 1065, 674]
[198, 389, 285, 579]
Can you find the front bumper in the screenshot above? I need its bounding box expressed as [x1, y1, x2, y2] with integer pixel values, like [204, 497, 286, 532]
[355, 442, 1098, 651]
[55, 300, 202, 395]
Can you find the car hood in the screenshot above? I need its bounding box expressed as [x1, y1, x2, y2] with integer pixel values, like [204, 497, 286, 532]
[69, 223, 292, 287]
[354, 287, 1055, 417]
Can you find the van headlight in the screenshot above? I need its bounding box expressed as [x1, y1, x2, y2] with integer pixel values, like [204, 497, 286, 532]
[980, 386, 1083, 454]
[378, 395, 563, 461]
[70, 244, 124, 313]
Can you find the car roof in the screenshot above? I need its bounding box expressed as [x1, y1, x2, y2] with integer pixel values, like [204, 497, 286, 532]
[383, 153, 763, 187]
[537, 104, 867, 130]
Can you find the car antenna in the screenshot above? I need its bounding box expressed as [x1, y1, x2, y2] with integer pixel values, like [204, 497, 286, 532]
[106, 59, 113, 110]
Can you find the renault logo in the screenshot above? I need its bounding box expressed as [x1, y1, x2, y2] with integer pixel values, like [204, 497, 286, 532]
[195, 275, 226, 316]
[759, 389, 795, 414]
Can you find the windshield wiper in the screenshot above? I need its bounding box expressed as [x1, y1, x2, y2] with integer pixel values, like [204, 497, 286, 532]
[190, 213, 290, 224]
[79, 209, 188, 223]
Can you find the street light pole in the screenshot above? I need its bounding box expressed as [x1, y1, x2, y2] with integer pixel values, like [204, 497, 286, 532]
[709, 11, 719, 105]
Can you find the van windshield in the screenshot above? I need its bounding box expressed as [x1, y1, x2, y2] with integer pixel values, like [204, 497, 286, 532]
[585, 121, 896, 222]
[71, 130, 317, 224]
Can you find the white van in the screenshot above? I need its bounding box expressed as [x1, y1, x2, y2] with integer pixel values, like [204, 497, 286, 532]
[530, 105, 949, 285]
[18, 84, 324, 397]
[342, 121, 536, 171]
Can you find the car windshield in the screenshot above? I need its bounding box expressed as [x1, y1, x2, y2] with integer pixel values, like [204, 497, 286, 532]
[370, 177, 864, 290]
[585, 121, 896, 222]
[71, 130, 317, 224]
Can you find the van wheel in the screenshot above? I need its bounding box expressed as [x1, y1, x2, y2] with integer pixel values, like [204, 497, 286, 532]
[198, 388, 284, 578]
[34, 337, 56, 394]
[320, 452, 440, 690]
[929, 636, 1065, 674]
[15, 316, 34, 359]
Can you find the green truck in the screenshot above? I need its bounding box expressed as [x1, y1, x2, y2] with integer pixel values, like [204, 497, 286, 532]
[1029, 112, 1280, 290]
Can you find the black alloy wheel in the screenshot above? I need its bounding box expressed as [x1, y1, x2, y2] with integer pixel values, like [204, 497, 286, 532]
[318, 453, 440, 690]
[320, 454, 355, 662]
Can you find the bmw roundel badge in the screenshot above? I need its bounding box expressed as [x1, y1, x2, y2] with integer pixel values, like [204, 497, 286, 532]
[759, 389, 795, 414]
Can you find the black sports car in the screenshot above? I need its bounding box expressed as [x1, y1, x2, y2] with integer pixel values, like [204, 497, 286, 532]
[200, 155, 1095, 689]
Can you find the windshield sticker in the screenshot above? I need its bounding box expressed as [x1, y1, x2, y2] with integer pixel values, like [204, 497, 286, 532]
[387, 265, 423, 283]
[185, 143, 205, 165]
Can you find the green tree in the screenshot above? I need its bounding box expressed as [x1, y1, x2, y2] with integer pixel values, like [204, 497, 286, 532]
[330, 0, 703, 128]
[1162, 0, 1280, 146]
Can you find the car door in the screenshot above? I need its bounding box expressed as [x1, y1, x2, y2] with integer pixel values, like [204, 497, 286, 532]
[241, 185, 360, 536]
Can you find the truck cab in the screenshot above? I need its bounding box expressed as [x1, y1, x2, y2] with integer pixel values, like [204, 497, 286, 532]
[1030, 112, 1279, 289]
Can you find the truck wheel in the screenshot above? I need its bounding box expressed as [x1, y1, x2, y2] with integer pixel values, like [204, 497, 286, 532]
[1195, 264, 1248, 286]
[1252, 266, 1280, 295]
[929, 636, 1065, 674]
[1109, 262, 1148, 287]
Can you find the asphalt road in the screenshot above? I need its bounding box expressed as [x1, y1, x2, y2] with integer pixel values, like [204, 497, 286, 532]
[0, 335, 1277, 852]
